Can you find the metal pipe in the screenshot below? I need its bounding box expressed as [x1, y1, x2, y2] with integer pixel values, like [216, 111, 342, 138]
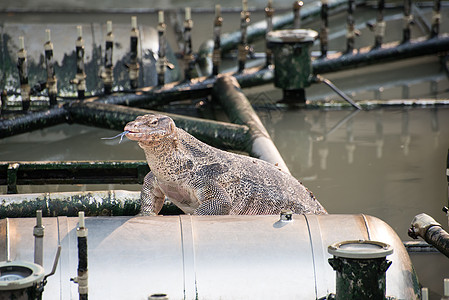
[197, 0, 361, 76]
[157, 11, 167, 86]
[430, 0, 441, 38]
[183, 7, 194, 81]
[0, 190, 141, 218]
[68, 101, 250, 151]
[128, 16, 140, 89]
[293, 1, 303, 29]
[373, 0, 386, 48]
[44, 29, 58, 107]
[212, 5, 223, 76]
[346, 0, 358, 54]
[408, 213, 449, 258]
[212, 75, 290, 173]
[265, 0, 274, 66]
[315, 75, 362, 109]
[17, 36, 30, 111]
[33, 210, 44, 266]
[313, 34, 449, 74]
[320, 0, 329, 58]
[70, 26, 87, 99]
[101, 21, 114, 95]
[0, 105, 66, 138]
[76, 211, 88, 300]
[238, 0, 251, 73]
[402, 0, 412, 43]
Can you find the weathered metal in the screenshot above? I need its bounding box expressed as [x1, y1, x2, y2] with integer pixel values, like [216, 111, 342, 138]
[346, 0, 358, 53]
[17, 36, 31, 111]
[267, 29, 317, 89]
[157, 12, 167, 86]
[70, 26, 87, 100]
[372, 0, 386, 49]
[409, 213, 449, 259]
[0, 214, 420, 299]
[212, 75, 290, 173]
[127, 16, 140, 89]
[267, 29, 317, 103]
[74, 212, 88, 300]
[402, 0, 412, 43]
[293, 1, 304, 29]
[183, 8, 195, 81]
[313, 34, 449, 74]
[68, 101, 250, 151]
[430, 0, 441, 38]
[101, 21, 114, 95]
[44, 29, 58, 107]
[0, 106, 67, 139]
[0, 160, 149, 193]
[212, 5, 223, 76]
[320, 0, 329, 58]
[328, 240, 393, 300]
[0, 190, 141, 218]
[264, 1, 274, 66]
[197, 0, 355, 76]
[238, 1, 251, 73]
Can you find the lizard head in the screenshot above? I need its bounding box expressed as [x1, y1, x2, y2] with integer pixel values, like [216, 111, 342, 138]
[124, 114, 177, 146]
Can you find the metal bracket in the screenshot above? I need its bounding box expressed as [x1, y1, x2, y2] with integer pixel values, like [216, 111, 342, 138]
[7, 163, 19, 194]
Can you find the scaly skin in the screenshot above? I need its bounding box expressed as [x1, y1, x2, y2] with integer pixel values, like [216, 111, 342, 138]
[125, 114, 327, 215]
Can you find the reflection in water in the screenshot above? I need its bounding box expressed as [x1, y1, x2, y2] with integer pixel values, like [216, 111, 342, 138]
[0, 106, 448, 297]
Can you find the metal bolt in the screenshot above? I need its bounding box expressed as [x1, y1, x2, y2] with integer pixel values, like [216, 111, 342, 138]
[280, 209, 293, 222]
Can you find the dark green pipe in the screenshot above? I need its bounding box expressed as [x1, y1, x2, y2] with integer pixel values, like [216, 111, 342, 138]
[68, 101, 250, 151]
[0, 106, 67, 138]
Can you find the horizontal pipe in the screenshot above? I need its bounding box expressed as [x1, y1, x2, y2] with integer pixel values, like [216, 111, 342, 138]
[313, 35, 449, 74]
[409, 213, 449, 258]
[0, 190, 182, 217]
[68, 101, 250, 151]
[212, 75, 290, 174]
[0, 106, 67, 138]
[0, 160, 149, 186]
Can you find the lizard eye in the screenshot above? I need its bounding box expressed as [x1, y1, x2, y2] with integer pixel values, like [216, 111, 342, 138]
[149, 119, 158, 126]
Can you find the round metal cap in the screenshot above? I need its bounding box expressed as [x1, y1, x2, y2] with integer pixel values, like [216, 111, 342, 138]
[0, 261, 45, 290]
[266, 29, 318, 44]
[328, 240, 393, 259]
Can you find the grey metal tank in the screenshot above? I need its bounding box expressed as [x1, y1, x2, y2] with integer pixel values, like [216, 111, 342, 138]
[0, 214, 420, 299]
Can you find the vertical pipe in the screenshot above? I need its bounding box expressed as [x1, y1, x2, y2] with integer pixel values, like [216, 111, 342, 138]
[346, 0, 356, 54]
[212, 5, 223, 76]
[183, 7, 194, 81]
[128, 16, 140, 89]
[373, 0, 385, 49]
[77, 211, 88, 300]
[320, 0, 329, 58]
[265, 0, 274, 66]
[33, 210, 44, 266]
[44, 29, 58, 107]
[0, 90, 7, 112]
[238, 0, 250, 73]
[430, 0, 441, 38]
[402, 0, 412, 43]
[71, 26, 87, 100]
[17, 36, 31, 111]
[293, 1, 303, 29]
[102, 21, 114, 95]
[157, 11, 167, 86]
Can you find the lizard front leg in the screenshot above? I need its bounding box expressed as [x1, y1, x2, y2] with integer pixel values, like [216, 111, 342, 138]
[193, 182, 232, 215]
[140, 172, 165, 215]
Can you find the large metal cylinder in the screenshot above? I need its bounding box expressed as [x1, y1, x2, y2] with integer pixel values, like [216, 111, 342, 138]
[0, 214, 419, 299]
[267, 29, 317, 91]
